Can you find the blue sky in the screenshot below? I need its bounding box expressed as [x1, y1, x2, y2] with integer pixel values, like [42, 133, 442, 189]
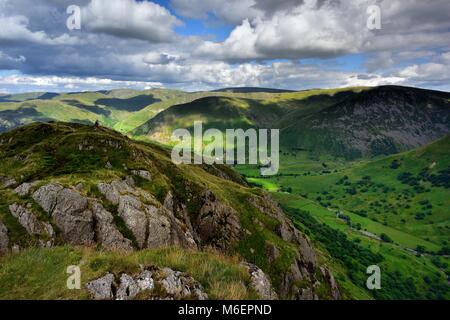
[0, 0, 449, 93]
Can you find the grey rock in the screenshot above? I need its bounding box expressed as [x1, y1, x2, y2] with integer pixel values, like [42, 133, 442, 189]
[91, 202, 134, 251]
[116, 270, 154, 300]
[32, 184, 94, 245]
[116, 274, 140, 300]
[86, 273, 115, 300]
[98, 179, 196, 250]
[196, 191, 242, 250]
[159, 268, 208, 300]
[0, 222, 9, 256]
[135, 270, 154, 291]
[14, 181, 39, 196]
[131, 170, 151, 181]
[118, 195, 147, 248]
[242, 263, 278, 300]
[32, 184, 63, 214]
[97, 179, 135, 206]
[9, 203, 54, 247]
[320, 266, 341, 300]
[146, 205, 172, 248]
[88, 267, 206, 300]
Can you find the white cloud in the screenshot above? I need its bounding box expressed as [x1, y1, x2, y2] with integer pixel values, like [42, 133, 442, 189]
[82, 0, 181, 42]
[0, 74, 162, 92]
[195, 1, 369, 61]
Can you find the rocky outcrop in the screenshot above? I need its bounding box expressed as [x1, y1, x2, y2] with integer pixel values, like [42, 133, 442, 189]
[31, 183, 133, 249]
[195, 190, 242, 250]
[32, 184, 94, 245]
[98, 178, 197, 250]
[86, 267, 208, 300]
[9, 203, 54, 247]
[242, 263, 278, 300]
[0, 221, 9, 256]
[320, 266, 341, 300]
[249, 192, 339, 300]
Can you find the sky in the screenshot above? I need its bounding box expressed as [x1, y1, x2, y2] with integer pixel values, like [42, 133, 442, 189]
[0, 0, 449, 93]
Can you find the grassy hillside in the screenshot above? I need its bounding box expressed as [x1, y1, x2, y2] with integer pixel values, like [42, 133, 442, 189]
[0, 122, 337, 300]
[132, 96, 285, 142]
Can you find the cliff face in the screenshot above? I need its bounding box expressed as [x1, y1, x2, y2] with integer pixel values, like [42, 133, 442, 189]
[0, 122, 339, 300]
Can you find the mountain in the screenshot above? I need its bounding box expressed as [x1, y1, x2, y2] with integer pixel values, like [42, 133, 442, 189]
[132, 86, 450, 159]
[282, 86, 450, 159]
[0, 122, 339, 300]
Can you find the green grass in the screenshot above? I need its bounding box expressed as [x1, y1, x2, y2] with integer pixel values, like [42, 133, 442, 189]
[0, 246, 257, 300]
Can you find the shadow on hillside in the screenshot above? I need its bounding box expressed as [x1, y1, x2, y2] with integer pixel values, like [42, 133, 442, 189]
[95, 94, 161, 111]
[62, 100, 111, 117]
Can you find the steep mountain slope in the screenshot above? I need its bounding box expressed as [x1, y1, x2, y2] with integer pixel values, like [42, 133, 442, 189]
[282, 86, 450, 159]
[0, 122, 339, 300]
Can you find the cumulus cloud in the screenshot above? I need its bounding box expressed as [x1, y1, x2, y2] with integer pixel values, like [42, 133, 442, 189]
[0, 0, 449, 92]
[82, 0, 181, 42]
[195, 0, 450, 62]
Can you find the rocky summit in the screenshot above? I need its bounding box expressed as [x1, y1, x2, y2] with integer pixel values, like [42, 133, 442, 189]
[0, 122, 339, 300]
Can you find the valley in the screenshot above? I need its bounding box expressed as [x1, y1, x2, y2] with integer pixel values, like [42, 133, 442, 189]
[1, 85, 449, 300]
